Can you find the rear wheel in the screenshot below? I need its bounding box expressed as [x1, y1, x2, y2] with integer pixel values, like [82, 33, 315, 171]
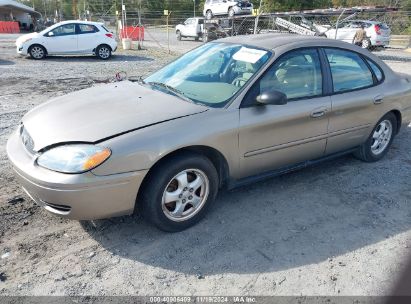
[176, 30, 182, 41]
[29, 44, 46, 60]
[140, 152, 219, 232]
[96, 44, 112, 60]
[354, 112, 397, 162]
[228, 8, 235, 17]
[362, 39, 371, 49]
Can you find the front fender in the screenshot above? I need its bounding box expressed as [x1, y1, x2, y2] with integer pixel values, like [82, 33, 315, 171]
[91, 109, 241, 179]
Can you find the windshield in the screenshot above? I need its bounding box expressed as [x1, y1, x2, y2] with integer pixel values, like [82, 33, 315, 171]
[144, 42, 271, 108]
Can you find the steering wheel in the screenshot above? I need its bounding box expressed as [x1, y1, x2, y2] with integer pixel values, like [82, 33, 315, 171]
[232, 77, 250, 87]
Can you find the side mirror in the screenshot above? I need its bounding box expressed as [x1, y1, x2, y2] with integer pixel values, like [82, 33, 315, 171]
[256, 90, 288, 105]
[48, 31, 54, 37]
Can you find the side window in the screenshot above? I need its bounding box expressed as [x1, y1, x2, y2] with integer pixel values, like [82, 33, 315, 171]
[79, 24, 98, 34]
[51, 24, 76, 36]
[257, 48, 323, 100]
[366, 59, 384, 82]
[325, 48, 373, 93]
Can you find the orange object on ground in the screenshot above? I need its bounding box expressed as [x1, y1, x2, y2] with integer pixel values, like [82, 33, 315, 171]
[0, 21, 20, 33]
[120, 26, 144, 41]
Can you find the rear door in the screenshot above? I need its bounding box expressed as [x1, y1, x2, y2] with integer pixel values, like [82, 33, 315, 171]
[238, 48, 331, 178]
[77, 24, 100, 53]
[324, 48, 384, 154]
[44, 23, 78, 54]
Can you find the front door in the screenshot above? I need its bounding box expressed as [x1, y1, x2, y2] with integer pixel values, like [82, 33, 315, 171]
[44, 23, 78, 54]
[238, 48, 331, 178]
[183, 18, 197, 37]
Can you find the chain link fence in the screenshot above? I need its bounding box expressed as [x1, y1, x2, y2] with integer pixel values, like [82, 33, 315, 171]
[91, 10, 411, 54]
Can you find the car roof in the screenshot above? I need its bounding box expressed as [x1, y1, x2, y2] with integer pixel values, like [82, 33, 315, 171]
[348, 20, 384, 24]
[217, 33, 352, 50]
[56, 20, 104, 26]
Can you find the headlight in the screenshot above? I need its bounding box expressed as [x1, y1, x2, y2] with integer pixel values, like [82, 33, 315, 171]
[37, 144, 111, 174]
[18, 37, 32, 45]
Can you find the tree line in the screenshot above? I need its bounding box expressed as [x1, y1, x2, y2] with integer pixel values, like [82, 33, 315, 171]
[19, 0, 411, 20]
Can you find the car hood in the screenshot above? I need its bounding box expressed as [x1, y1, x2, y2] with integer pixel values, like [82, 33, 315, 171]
[22, 81, 208, 151]
[16, 32, 39, 45]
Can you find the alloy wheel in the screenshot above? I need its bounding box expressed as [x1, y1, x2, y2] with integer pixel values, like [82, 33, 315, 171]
[161, 169, 210, 222]
[98, 47, 110, 59]
[31, 46, 44, 59]
[371, 119, 393, 155]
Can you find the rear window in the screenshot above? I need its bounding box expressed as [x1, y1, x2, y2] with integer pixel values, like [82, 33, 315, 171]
[78, 24, 98, 33]
[378, 23, 389, 30]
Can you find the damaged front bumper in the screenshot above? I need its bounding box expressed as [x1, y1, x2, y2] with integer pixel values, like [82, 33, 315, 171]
[7, 129, 148, 220]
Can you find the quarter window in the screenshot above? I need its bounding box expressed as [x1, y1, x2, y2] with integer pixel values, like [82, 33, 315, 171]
[325, 48, 373, 93]
[366, 59, 383, 82]
[257, 48, 323, 100]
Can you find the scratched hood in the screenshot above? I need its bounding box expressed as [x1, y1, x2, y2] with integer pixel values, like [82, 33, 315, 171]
[22, 81, 207, 151]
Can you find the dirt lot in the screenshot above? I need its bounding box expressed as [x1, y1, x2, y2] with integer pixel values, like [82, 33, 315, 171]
[0, 33, 411, 297]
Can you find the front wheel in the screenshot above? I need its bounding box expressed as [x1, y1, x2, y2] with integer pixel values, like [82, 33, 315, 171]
[354, 112, 397, 162]
[96, 44, 112, 60]
[176, 30, 182, 41]
[29, 45, 46, 60]
[228, 8, 235, 17]
[139, 152, 219, 232]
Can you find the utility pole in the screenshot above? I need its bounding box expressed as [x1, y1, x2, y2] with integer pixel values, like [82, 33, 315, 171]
[193, 0, 196, 17]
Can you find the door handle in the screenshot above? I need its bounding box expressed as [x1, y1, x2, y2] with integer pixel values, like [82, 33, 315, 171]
[374, 96, 384, 104]
[310, 109, 327, 118]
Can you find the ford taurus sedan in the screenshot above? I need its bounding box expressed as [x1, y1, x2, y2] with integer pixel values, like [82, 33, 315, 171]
[7, 34, 411, 232]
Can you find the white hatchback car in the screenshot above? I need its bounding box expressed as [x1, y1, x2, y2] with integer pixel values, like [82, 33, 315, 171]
[320, 20, 391, 49]
[203, 0, 253, 19]
[16, 21, 118, 60]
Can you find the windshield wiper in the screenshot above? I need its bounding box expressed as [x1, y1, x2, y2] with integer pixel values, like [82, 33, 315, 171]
[147, 81, 193, 103]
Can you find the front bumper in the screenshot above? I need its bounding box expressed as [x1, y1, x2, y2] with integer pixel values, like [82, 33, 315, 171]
[7, 129, 148, 220]
[16, 44, 28, 55]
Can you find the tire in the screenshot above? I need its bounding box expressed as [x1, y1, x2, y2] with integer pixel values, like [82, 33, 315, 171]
[29, 44, 46, 60]
[228, 8, 235, 17]
[96, 44, 112, 60]
[206, 10, 213, 20]
[362, 39, 371, 49]
[139, 152, 219, 232]
[176, 30, 182, 41]
[354, 112, 397, 162]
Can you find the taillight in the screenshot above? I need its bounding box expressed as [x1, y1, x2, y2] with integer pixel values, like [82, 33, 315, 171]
[374, 24, 381, 35]
[105, 33, 113, 38]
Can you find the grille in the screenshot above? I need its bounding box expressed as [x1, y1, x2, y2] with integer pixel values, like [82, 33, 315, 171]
[43, 201, 72, 213]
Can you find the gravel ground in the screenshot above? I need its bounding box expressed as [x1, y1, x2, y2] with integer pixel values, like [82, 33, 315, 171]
[0, 33, 411, 297]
